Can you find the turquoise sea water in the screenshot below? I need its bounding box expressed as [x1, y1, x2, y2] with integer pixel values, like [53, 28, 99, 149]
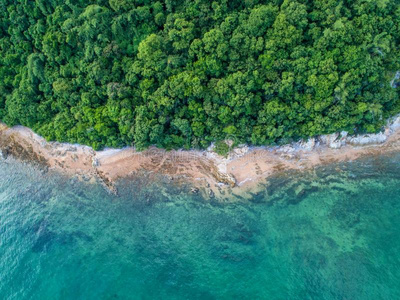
[1, 154, 400, 300]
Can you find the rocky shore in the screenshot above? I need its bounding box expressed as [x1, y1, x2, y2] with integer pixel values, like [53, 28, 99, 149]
[1, 115, 400, 199]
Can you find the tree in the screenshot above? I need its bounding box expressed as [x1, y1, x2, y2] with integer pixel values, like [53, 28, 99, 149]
[0, 0, 399, 151]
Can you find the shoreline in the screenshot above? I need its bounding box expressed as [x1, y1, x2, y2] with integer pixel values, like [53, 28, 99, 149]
[1, 116, 400, 199]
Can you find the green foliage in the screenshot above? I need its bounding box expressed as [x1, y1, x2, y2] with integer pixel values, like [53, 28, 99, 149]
[214, 140, 230, 157]
[0, 0, 400, 150]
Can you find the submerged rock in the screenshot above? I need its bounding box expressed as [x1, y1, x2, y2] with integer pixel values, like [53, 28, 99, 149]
[190, 187, 199, 194]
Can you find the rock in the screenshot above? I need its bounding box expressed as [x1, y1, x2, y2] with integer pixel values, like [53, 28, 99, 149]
[208, 189, 215, 198]
[277, 146, 296, 159]
[225, 139, 234, 148]
[92, 157, 100, 167]
[319, 132, 349, 149]
[278, 145, 296, 154]
[81, 174, 90, 182]
[329, 140, 343, 149]
[299, 138, 316, 151]
[319, 133, 343, 149]
[216, 172, 236, 187]
[212, 162, 236, 187]
[390, 71, 400, 88]
[390, 115, 400, 132]
[347, 132, 387, 146]
[340, 131, 348, 139]
[66, 146, 77, 152]
[233, 145, 249, 157]
[190, 187, 199, 194]
[207, 143, 215, 152]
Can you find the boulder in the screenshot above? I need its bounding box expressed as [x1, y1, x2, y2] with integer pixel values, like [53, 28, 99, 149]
[278, 145, 296, 154]
[66, 146, 77, 152]
[233, 145, 249, 157]
[276, 144, 296, 159]
[340, 131, 348, 139]
[0, 149, 8, 160]
[215, 171, 236, 187]
[227, 145, 249, 160]
[319, 133, 342, 149]
[347, 132, 387, 146]
[92, 157, 100, 167]
[390, 115, 400, 132]
[299, 138, 316, 151]
[207, 143, 215, 152]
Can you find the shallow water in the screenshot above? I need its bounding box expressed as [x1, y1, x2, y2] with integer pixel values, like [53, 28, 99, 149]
[1, 154, 400, 299]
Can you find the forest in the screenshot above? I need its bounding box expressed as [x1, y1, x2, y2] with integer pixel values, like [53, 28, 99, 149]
[0, 0, 399, 150]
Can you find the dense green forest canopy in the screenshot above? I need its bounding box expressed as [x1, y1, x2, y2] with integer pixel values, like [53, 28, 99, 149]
[1, 0, 400, 150]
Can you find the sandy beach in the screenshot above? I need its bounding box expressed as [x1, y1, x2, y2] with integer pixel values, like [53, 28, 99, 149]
[1, 116, 400, 199]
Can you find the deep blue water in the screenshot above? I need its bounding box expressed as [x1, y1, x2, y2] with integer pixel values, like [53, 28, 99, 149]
[1, 153, 400, 299]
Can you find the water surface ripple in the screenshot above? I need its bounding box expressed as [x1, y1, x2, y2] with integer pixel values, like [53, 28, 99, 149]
[1, 154, 400, 299]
